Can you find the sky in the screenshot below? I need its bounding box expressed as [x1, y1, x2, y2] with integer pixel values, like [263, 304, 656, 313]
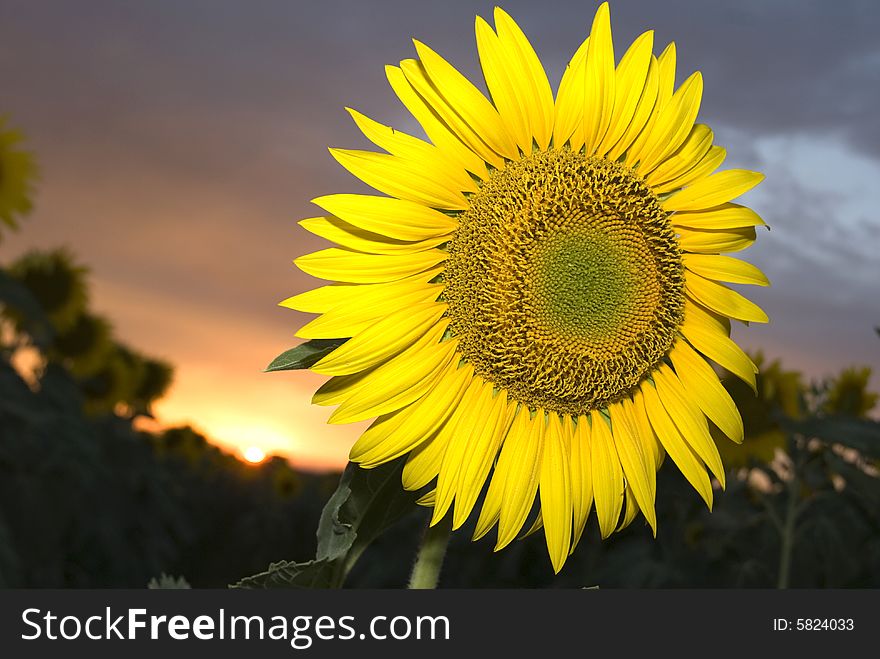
[1, 0, 878, 471]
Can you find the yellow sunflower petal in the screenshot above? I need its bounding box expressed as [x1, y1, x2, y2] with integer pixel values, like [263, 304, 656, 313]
[313, 332, 450, 410]
[662, 169, 764, 212]
[685, 273, 769, 323]
[493, 8, 555, 151]
[596, 30, 653, 157]
[412, 40, 519, 161]
[346, 108, 478, 194]
[639, 381, 714, 509]
[669, 339, 744, 443]
[282, 286, 347, 315]
[432, 380, 513, 528]
[299, 216, 451, 256]
[475, 16, 531, 152]
[329, 148, 469, 210]
[684, 296, 732, 335]
[402, 428, 448, 491]
[451, 392, 513, 529]
[311, 193, 457, 241]
[645, 123, 713, 187]
[312, 368, 374, 407]
[539, 412, 573, 572]
[680, 300, 759, 392]
[281, 267, 443, 315]
[671, 203, 765, 230]
[416, 489, 436, 507]
[682, 329, 758, 392]
[553, 36, 590, 149]
[605, 54, 658, 161]
[635, 71, 703, 174]
[296, 283, 440, 340]
[400, 58, 507, 171]
[623, 43, 675, 166]
[582, 2, 615, 155]
[683, 254, 770, 287]
[473, 406, 530, 541]
[590, 410, 624, 539]
[654, 145, 726, 194]
[312, 302, 447, 375]
[328, 330, 456, 424]
[295, 247, 446, 284]
[677, 225, 757, 253]
[630, 390, 662, 468]
[385, 64, 489, 180]
[608, 401, 656, 533]
[496, 409, 545, 550]
[656, 42, 677, 104]
[652, 365, 726, 488]
[618, 486, 640, 531]
[521, 509, 543, 538]
[569, 415, 593, 552]
[431, 377, 492, 524]
[350, 361, 474, 466]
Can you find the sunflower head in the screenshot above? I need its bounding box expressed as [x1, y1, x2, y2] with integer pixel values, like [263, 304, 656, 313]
[286, 2, 769, 573]
[0, 117, 38, 237]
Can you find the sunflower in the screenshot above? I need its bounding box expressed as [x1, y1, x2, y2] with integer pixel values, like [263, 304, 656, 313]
[0, 117, 38, 234]
[285, 2, 769, 572]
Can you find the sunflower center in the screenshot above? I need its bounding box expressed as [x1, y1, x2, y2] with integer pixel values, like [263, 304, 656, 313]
[443, 147, 685, 416]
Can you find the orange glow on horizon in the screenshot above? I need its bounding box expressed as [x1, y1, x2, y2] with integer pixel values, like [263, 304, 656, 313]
[84, 277, 365, 473]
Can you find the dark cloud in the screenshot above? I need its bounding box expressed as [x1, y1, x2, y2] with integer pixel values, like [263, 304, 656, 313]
[608, 1, 880, 148]
[732, 139, 880, 389]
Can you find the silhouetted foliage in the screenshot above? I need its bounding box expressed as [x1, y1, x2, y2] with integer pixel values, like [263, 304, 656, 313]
[0, 356, 335, 587]
[0, 248, 334, 587]
[3, 249, 173, 417]
[7, 249, 88, 333]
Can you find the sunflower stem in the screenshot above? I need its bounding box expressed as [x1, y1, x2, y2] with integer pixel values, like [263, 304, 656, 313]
[776, 448, 801, 589]
[408, 513, 452, 589]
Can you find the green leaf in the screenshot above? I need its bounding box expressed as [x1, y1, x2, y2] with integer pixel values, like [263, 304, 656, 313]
[780, 415, 880, 459]
[233, 458, 420, 588]
[264, 338, 346, 372]
[231, 560, 335, 589]
[147, 573, 191, 589]
[317, 459, 420, 577]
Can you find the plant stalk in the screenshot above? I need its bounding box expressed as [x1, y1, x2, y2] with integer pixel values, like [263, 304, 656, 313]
[777, 461, 800, 589]
[408, 514, 452, 589]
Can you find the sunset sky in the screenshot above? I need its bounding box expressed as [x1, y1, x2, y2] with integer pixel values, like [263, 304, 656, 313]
[1, 0, 878, 471]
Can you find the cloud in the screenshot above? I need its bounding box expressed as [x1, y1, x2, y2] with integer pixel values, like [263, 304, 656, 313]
[730, 132, 880, 391]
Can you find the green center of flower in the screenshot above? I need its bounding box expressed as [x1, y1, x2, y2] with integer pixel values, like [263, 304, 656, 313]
[443, 147, 685, 416]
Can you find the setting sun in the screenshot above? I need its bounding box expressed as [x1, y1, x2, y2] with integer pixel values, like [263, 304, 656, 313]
[242, 446, 266, 464]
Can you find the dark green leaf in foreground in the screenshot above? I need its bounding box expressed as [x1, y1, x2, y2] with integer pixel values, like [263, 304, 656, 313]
[316, 458, 420, 575]
[147, 573, 191, 589]
[264, 338, 346, 372]
[232, 560, 336, 589]
[233, 458, 419, 588]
